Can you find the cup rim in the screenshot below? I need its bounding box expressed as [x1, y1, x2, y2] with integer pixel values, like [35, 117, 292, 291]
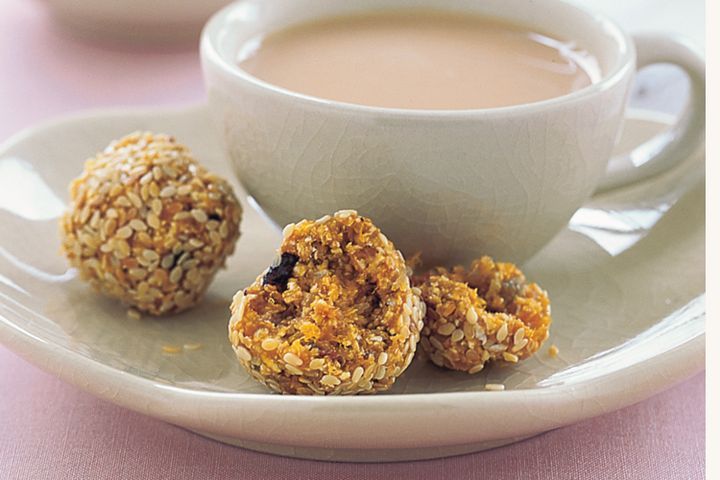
[201, 0, 636, 117]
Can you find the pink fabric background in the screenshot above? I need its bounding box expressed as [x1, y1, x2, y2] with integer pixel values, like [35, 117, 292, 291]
[0, 1, 705, 478]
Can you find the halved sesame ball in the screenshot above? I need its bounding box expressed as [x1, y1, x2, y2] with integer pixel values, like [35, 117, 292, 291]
[414, 256, 551, 373]
[60, 132, 242, 316]
[228, 210, 424, 395]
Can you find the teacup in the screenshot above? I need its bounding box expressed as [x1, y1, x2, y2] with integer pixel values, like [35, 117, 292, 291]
[201, 0, 705, 265]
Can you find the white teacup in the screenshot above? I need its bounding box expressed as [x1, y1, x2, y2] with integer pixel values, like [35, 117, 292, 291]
[201, 0, 705, 265]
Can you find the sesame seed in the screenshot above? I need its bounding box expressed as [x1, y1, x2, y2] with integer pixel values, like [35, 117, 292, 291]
[502, 352, 519, 363]
[169, 266, 183, 283]
[162, 345, 182, 354]
[374, 366, 387, 380]
[488, 344, 508, 353]
[462, 322, 475, 340]
[115, 240, 130, 258]
[102, 218, 117, 237]
[128, 268, 147, 280]
[466, 307, 478, 324]
[129, 219, 147, 231]
[514, 328, 526, 344]
[430, 352, 445, 366]
[181, 258, 199, 270]
[352, 366, 364, 383]
[150, 198, 162, 215]
[163, 166, 179, 178]
[336, 209, 357, 218]
[191, 209, 208, 223]
[511, 338, 529, 353]
[159, 186, 176, 198]
[320, 374, 340, 387]
[108, 183, 123, 197]
[282, 223, 295, 238]
[78, 205, 91, 223]
[137, 282, 149, 295]
[236, 346, 251, 362]
[261, 338, 279, 351]
[177, 185, 192, 196]
[468, 364, 485, 374]
[309, 358, 325, 370]
[142, 249, 159, 261]
[451, 329, 465, 343]
[377, 352, 388, 365]
[183, 343, 203, 351]
[127, 192, 143, 209]
[147, 213, 161, 230]
[136, 231, 152, 244]
[496, 323, 509, 342]
[283, 352, 303, 366]
[127, 308, 141, 320]
[116, 226, 133, 239]
[485, 383, 505, 391]
[89, 210, 101, 229]
[160, 254, 175, 269]
[140, 172, 154, 185]
[429, 336, 444, 351]
[549, 344, 560, 358]
[286, 365, 303, 375]
[437, 322, 456, 336]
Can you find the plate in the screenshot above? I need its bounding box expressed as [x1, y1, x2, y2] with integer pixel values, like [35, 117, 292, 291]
[0, 105, 705, 462]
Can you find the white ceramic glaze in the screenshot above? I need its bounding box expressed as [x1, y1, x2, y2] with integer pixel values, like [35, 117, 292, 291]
[201, 0, 705, 266]
[0, 106, 704, 462]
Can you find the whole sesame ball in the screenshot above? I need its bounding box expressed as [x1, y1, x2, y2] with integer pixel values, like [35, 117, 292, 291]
[413, 256, 551, 374]
[61, 132, 242, 316]
[228, 210, 424, 395]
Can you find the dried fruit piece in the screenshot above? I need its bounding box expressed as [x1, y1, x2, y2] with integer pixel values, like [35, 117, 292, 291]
[262, 252, 299, 291]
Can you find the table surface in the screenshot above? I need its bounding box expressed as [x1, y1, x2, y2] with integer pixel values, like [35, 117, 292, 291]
[0, 1, 705, 478]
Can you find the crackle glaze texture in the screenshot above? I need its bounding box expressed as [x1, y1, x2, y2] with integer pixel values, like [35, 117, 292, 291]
[202, 0, 636, 266]
[0, 106, 705, 461]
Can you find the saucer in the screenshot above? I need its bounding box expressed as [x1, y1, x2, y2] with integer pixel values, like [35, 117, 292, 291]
[0, 105, 704, 462]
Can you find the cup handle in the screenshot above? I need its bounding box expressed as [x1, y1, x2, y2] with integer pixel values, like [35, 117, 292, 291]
[596, 34, 705, 192]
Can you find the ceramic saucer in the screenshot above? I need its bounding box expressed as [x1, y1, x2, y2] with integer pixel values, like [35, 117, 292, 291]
[0, 106, 704, 461]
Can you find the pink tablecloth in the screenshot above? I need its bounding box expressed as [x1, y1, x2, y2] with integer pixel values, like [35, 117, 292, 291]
[0, 1, 705, 478]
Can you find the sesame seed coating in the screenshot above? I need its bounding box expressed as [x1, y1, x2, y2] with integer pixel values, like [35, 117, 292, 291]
[60, 132, 242, 316]
[413, 256, 551, 373]
[228, 210, 424, 395]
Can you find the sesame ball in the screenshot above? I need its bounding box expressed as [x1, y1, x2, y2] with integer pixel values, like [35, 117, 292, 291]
[60, 132, 242, 316]
[414, 256, 551, 374]
[228, 210, 424, 395]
